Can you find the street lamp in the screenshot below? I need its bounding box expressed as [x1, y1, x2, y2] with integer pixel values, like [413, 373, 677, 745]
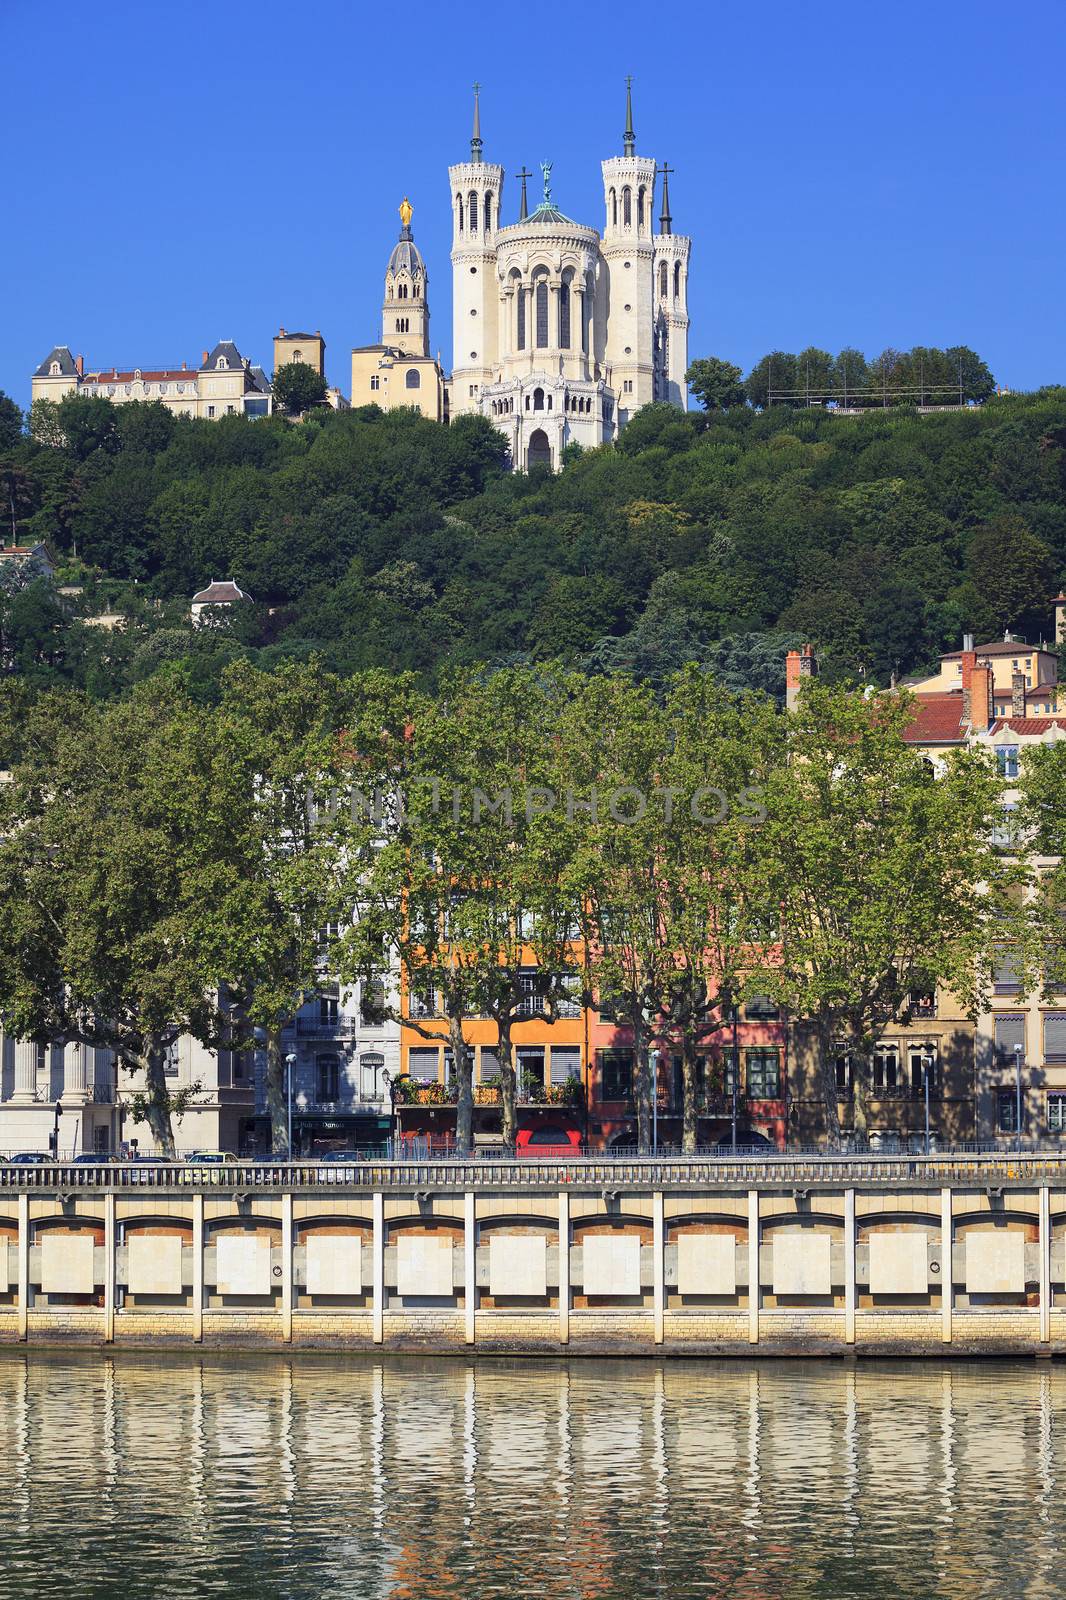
[285, 1053, 297, 1159]
[651, 1049, 659, 1155]
[1013, 1044, 1024, 1153]
[49, 1100, 63, 1161]
[731, 1001, 740, 1155]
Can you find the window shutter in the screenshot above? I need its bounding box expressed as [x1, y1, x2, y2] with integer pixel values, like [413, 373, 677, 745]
[1044, 1015, 1066, 1062]
[994, 1015, 1026, 1059]
[408, 1049, 439, 1083]
[551, 1046, 581, 1086]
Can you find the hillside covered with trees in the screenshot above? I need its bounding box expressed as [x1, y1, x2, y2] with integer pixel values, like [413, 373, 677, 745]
[2, 378, 1065, 701]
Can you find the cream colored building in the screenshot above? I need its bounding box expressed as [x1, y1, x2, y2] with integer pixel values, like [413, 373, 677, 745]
[273, 327, 326, 378]
[31, 341, 272, 419]
[350, 198, 447, 422]
[448, 82, 691, 470]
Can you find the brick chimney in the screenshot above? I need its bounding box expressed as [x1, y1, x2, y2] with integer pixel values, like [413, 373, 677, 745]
[961, 650, 991, 732]
[786, 643, 817, 712]
[1011, 671, 1026, 718]
[202, 349, 209, 366]
[74, 353, 84, 377]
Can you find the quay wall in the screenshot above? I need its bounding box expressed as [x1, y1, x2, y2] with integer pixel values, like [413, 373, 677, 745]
[1, 1157, 1066, 1356]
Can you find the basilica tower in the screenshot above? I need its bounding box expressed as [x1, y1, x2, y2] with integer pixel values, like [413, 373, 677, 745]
[383, 198, 430, 358]
[448, 84, 504, 416]
[600, 79, 658, 426]
[652, 163, 691, 407]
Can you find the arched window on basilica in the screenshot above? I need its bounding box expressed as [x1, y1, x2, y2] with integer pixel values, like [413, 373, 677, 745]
[610, 188, 617, 227]
[469, 191, 479, 232]
[558, 277, 571, 348]
[622, 186, 632, 226]
[535, 280, 549, 348]
[457, 195, 464, 233]
[533, 386, 545, 411]
[674, 261, 681, 299]
[406, 369, 421, 389]
[484, 193, 492, 232]
[659, 261, 668, 299]
[637, 186, 645, 228]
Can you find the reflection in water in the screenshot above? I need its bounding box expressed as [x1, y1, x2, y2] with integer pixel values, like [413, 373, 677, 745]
[0, 1351, 1061, 1599]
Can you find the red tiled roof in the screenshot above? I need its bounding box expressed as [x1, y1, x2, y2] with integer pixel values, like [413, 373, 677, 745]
[988, 717, 1066, 735]
[903, 693, 967, 743]
[84, 368, 192, 383]
[941, 641, 1054, 660]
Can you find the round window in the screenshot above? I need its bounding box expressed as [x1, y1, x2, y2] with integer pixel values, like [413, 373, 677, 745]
[470, 266, 477, 274]
[624, 303, 631, 311]
[624, 261, 631, 269]
[470, 308, 477, 315]
[624, 346, 632, 355]
[470, 351, 478, 359]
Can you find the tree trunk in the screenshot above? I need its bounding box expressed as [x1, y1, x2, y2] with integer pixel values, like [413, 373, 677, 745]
[142, 1040, 176, 1158]
[498, 1016, 516, 1149]
[851, 1041, 870, 1144]
[634, 1018, 651, 1154]
[817, 1015, 843, 1153]
[681, 1035, 699, 1155]
[265, 1026, 291, 1156]
[452, 1012, 473, 1156]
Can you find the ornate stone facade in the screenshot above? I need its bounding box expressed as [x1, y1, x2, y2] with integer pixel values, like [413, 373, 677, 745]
[448, 83, 691, 470]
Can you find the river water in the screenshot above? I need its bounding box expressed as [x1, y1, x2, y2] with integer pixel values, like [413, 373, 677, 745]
[0, 1352, 1061, 1599]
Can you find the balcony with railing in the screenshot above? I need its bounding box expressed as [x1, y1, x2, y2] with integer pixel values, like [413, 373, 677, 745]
[286, 1017, 359, 1041]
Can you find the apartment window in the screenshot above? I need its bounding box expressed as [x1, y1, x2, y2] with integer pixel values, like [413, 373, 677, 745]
[370, 376, 380, 390]
[551, 1045, 581, 1087]
[994, 1013, 1026, 1064]
[745, 1049, 780, 1099]
[361, 977, 386, 1024]
[408, 1048, 440, 1083]
[872, 1044, 901, 1095]
[1048, 1093, 1066, 1132]
[991, 803, 1017, 848]
[317, 1054, 340, 1101]
[993, 949, 1023, 994]
[408, 984, 438, 1020]
[833, 1046, 852, 1094]
[163, 1039, 180, 1079]
[319, 993, 339, 1027]
[996, 746, 1020, 779]
[517, 969, 546, 1017]
[207, 405, 215, 418]
[998, 1091, 1020, 1133]
[1044, 1014, 1066, 1063]
[908, 1047, 940, 1097]
[744, 994, 779, 1020]
[720, 1048, 738, 1097]
[518, 1047, 546, 1095]
[555, 975, 582, 1019]
[599, 1049, 633, 1101]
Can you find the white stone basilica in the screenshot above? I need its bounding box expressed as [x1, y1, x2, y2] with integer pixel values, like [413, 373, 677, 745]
[448, 82, 691, 470]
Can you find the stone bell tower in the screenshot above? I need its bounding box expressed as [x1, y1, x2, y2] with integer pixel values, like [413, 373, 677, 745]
[383, 197, 430, 358]
[449, 83, 504, 416]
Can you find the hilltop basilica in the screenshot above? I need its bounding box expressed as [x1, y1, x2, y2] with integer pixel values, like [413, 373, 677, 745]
[32, 84, 691, 472]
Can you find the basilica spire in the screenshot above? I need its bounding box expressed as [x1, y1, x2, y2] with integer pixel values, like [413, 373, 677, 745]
[470, 81, 483, 163]
[658, 162, 673, 234]
[623, 74, 635, 155]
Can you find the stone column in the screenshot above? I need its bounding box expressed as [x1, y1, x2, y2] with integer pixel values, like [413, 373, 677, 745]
[372, 1190, 384, 1345]
[103, 1192, 116, 1344]
[12, 1039, 38, 1104]
[63, 1040, 88, 1103]
[652, 1190, 665, 1345]
[844, 1189, 856, 1345]
[281, 1192, 293, 1344]
[464, 1191, 476, 1346]
[1039, 1184, 1051, 1344]
[192, 1194, 204, 1344]
[558, 1191, 570, 1345]
[17, 1192, 29, 1341]
[748, 1190, 760, 1345]
[499, 291, 510, 360]
[940, 1188, 953, 1344]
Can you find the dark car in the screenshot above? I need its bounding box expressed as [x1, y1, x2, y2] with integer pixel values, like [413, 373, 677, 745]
[71, 1153, 114, 1164]
[7, 1152, 51, 1165]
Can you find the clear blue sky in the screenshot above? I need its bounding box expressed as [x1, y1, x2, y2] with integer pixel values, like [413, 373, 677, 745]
[2, 0, 1062, 408]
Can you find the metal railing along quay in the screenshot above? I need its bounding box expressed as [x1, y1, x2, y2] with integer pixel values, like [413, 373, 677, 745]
[4, 1148, 1066, 1191]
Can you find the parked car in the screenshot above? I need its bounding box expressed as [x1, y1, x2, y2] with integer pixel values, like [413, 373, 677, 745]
[7, 1152, 51, 1165]
[71, 1153, 115, 1164]
[714, 1131, 777, 1153]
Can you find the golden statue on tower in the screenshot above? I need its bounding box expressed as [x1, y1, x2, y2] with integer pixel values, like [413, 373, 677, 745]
[399, 196, 413, 229]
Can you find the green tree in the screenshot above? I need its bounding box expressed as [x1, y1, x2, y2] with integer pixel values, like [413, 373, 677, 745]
[0, 683, 239, 1153]
[56, 393, 120, 459]
[686, 357, 746, 411]
[745, 351, 798, 409]
[206, 659, 367, 1154]
[272, 362, 328, 416]
[0, 390, 22, 450]
[750, 681, 1013, 1145]
[967, 515, 1056, 637]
